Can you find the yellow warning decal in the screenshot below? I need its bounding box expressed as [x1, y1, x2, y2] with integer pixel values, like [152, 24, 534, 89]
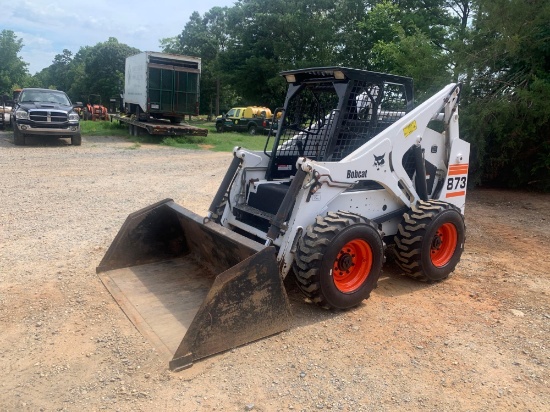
[403, 120, 417, 137]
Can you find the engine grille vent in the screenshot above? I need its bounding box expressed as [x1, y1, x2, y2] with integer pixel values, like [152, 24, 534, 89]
[29, 110, 68, 123]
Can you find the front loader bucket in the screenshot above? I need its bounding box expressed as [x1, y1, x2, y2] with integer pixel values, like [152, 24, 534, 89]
[97, 199, 292, 371]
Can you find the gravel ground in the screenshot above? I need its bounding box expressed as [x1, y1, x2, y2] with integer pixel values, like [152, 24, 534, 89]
[0, 131, 548, 411]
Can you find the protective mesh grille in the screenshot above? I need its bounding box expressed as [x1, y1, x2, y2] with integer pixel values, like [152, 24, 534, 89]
[275, 81, 409, 164]
[275, 85, 339, 161]
[332, 81, 408, 161]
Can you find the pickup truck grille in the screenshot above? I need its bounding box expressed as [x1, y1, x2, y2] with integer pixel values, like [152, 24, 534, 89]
[29, 110, 68, 123]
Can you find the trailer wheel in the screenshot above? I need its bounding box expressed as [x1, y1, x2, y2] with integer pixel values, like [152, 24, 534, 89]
[294, 211, 384, 309]
[13, 126, 25, 146]
[248, 124, 257, 135]
[216, 123, 224, 133]
[394, 200, 465, 281]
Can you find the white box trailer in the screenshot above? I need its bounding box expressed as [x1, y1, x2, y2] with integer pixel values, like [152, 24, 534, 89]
[124, 52, 201, 123]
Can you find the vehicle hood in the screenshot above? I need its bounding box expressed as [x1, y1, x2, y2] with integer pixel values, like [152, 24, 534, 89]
[17, 102, 73, 111]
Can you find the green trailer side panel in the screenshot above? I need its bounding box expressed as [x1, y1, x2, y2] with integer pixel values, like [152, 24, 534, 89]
[175, 71, 199, 113]
[148, 68, 199, 116]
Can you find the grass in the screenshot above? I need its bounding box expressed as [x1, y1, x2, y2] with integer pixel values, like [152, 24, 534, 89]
[79, 118, 271, 152]
[79, 120, 129, 136]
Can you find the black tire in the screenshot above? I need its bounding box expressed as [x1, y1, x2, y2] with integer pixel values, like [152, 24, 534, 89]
[216, 123, 224, 133]
[170, 117, 183, 124]
[135, 105, 143, 122]
[394, 200, 465, 281]
[13, 126, 25, 146]
[293, 211, 385, 310]
[248, 124, 257, 135]
[72, 133, 82, 146]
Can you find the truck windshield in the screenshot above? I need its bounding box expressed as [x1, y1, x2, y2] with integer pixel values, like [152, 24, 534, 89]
[20, 90, 71, 105]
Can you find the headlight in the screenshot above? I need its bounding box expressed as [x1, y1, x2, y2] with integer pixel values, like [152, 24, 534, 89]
[15, 109, 29, 120]
[68, 112, 80, 121]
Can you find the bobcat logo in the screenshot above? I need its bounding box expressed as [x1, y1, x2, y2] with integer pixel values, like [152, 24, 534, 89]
[373, 153, 385, 170]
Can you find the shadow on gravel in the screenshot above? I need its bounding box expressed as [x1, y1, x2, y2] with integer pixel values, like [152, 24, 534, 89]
[283, 260, 435, 329]
[0, 130, 73, 147]
[0, 130, 14, 147]
[375, 261, 438, 298]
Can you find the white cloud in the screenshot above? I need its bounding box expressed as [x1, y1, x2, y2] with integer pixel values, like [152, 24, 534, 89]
[1, 0, 236, 74]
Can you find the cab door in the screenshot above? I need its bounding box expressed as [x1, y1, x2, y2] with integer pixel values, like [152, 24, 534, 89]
[234, 108, 246, 131]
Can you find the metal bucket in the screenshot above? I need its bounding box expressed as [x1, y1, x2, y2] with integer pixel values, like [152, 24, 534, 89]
[97, 199, 292, 370]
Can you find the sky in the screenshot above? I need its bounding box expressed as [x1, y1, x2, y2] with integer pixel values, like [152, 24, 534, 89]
[1, 0, 236, 75]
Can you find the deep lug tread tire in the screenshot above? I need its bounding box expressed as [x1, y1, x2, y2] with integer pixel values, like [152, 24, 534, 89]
[393, 200, 466, 282]
[293, 211, 385, 310]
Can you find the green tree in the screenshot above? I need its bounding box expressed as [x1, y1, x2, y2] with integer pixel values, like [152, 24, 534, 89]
[164, 8, 232, 115]
[65, 46, 92, 102]
[50, 49, 74, 92]
[331, 0, 371, 67]
[357, 1, 452, 99]
[81, 38, 139, 105]
[372, 30, 451, 100]
[461, 0, 550, 189]
[32, 49, 75, 91]
[219, 0, 340, 109]
[0, 30, 28, 95]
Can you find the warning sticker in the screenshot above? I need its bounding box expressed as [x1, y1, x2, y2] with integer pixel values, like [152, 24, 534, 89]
[403, 120, 417, 137]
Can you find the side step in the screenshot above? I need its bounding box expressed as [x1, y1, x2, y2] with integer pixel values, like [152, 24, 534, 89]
[233, 204, 275, 232]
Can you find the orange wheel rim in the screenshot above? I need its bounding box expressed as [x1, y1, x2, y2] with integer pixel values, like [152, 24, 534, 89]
[430, 223, 458, 267]
[332, 239, 373, 293]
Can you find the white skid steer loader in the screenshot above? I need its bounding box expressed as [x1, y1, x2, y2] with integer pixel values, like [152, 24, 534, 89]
[97, 67, 469, 370]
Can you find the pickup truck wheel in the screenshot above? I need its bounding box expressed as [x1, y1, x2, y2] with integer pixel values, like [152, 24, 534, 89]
[71, 133, 82, 146]
[294, 211, 385, 310]
[216, 123, 224, 133]
[13, 126, 25, 146]
[248, 124, 257, 135]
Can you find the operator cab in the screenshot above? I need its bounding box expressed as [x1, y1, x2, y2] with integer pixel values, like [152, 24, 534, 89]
[264, 67, 414, 180]
[235, 68, 415, 234]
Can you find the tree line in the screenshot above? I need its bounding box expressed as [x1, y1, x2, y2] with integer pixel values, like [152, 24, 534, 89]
[0, 0, 548, 190]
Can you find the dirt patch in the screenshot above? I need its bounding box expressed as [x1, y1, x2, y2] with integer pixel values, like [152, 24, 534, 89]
[0, 132, 548, 411]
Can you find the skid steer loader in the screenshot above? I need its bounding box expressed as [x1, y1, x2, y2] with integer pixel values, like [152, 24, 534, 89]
[97, 67, 469, 371]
